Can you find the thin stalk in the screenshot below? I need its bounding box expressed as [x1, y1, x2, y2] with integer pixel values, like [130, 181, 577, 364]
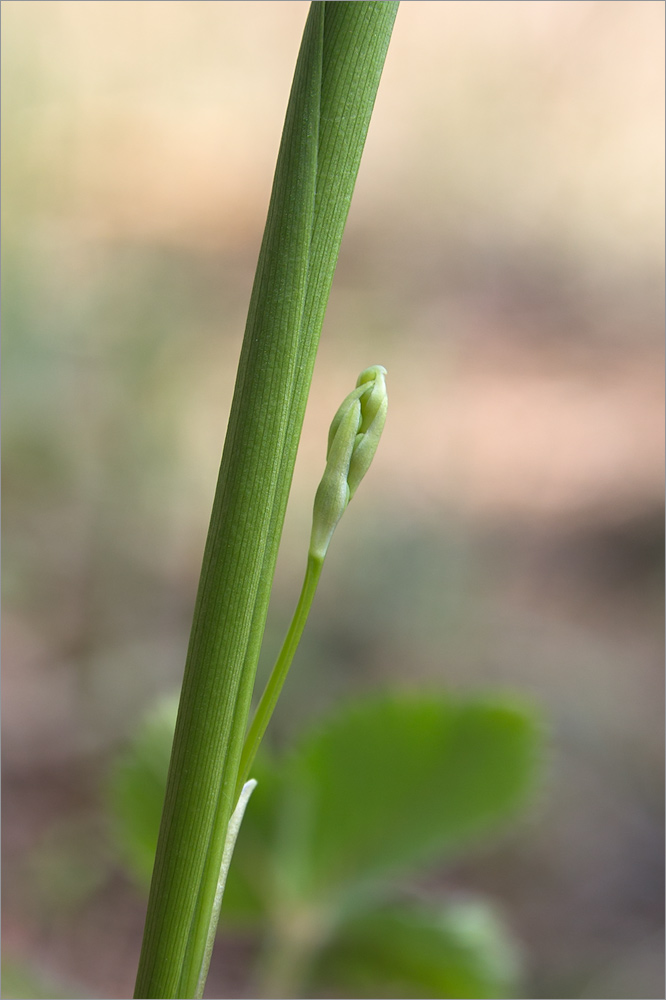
[258, 912, 323, 1000]
[133, 5, 398, 999]
[236, 553, 323, 799]
[237, 362, 388, 799]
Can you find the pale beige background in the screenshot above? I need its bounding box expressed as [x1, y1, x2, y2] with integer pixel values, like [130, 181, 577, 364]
[3, 3, 664, 998]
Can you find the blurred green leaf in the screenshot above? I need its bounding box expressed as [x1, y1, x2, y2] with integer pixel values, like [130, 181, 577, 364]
[107, 695, 180, 885]
[106, 692, 278, 924]
[107, 689, 541, 957]
[1, 958, 78, 1000]
[316, 899, 522, 1000]
[25, 820, 107, 920]
[284, 694, 540, 901]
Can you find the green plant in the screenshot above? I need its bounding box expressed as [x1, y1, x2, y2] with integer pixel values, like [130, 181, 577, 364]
[110, 691, 540, 999]
[238, 363, 388, 797]
[124, 5, 544, 998]
[133, 4, 399, 997]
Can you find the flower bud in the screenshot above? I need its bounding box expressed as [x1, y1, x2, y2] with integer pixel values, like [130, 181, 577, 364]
[310, 365, 387, 560]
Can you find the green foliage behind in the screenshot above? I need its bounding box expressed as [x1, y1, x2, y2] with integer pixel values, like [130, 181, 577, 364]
[108, 690, 541, 999]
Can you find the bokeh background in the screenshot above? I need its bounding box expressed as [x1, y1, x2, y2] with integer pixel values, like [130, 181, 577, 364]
[2, 2, 664, 998]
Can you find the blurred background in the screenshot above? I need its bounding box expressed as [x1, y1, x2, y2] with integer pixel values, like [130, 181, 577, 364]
[2, 1, 664, 998]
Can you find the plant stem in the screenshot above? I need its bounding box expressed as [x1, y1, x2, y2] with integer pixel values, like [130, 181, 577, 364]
[237, 360, 388, 799]
[258, 909, 325, 1000]
[133, 5, 398, 998]
[236, 553, 324, 799]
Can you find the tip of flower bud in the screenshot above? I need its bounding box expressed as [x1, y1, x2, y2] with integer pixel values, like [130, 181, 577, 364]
[348, 366, 387, 498]
[356, 364, 387, 387]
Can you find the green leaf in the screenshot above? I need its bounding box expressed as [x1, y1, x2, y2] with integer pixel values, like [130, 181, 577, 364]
[1, 959, 78, 1000]
[284, 694, 540, 901]
[106, 694, 279, 925]
[316, 899, 522, 1000]
[134, 6, 400, 994]
[107, 695, 180, 886]
[109, 688, 541, 981]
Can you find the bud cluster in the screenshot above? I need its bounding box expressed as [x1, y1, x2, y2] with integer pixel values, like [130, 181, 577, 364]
[309, 365, 387, 561]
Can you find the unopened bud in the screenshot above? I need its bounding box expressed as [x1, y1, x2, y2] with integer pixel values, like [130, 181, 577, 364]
[310, 365, 387, 561]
